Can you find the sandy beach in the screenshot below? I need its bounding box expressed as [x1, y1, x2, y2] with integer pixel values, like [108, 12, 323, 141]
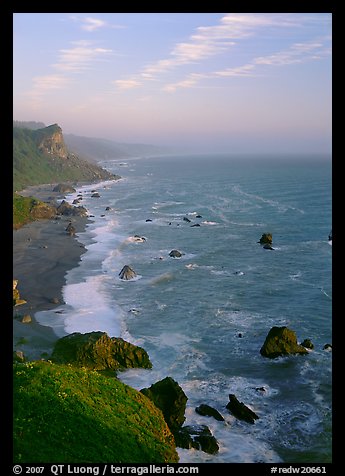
[13, 185, 90, 360]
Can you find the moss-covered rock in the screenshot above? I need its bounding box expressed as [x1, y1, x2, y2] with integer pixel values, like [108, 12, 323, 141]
[260, 326, 308, 358]
[51, 331, 152, 372]
[258, 233, 273, 245]
[13, 360, 178, 463]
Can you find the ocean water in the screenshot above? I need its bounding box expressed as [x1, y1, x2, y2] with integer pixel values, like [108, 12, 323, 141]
[36, 154, 332, 463]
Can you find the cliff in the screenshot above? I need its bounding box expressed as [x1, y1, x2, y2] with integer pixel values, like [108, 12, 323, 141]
[35, 123, 69, 159]
[13, 124, 119, 192]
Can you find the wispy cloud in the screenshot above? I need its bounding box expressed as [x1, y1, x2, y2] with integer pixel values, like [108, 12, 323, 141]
[162, 37, 331, 93]
[69, 15, 125, 32]
[81, 17, 107, 32]
[114, 79, 142, 90]
[27, 40, 112, 102]
[32, 74, 71, 91]
[53, 40, 112, 72]
[114, 13, 299, 90]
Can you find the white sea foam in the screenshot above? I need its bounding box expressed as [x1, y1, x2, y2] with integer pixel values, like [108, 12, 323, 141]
[34, 156, 331, 463]
[36, 275, 125, 337]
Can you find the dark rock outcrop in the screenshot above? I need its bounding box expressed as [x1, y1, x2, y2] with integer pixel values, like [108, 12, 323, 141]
[258, 233, 273, 245]
[119, 265, 137, 280]
[140, 376, 188, 434]
[53, 184, 76, 193]
[51, 331, 152, 371]
[226, 394, 259, 424]
[169, 250, 183, 258]
[175, 425, 219, 454]
[56, 200, 88, 217]
[260, 326, 308, 358]
[301, 338, 314, 349]
[195, 403, 224, 422]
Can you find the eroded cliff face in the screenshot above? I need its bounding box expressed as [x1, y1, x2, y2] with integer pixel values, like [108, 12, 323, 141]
[37, 124, 68, 159]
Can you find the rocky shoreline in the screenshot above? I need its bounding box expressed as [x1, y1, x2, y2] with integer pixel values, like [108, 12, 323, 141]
[13, 184, 91, 361]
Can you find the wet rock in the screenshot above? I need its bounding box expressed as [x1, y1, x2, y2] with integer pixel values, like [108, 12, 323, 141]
[260, 326, 308, 358]
[175, 425, 219, 454]
[258, 233, 273, 245]
[226, 394, 259, 424]
[119, 265, 137, 280]
[301, 338, 314, 349]
[169, 250, 183, 258]
[195, 403, 224, 421]
[140, 376, 188, 434]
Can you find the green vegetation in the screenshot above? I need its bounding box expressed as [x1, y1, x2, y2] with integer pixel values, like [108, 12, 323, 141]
[13, 125, 116, 192]
[13, 360, 179, 463]
[13, 193, 38, 229]
[13, 193, 56, 229]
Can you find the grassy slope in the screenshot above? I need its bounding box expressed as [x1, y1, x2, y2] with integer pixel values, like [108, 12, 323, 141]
[13, 194, 40, 229]
[13, 126, 116, 192]
[13, 361, 179, 463]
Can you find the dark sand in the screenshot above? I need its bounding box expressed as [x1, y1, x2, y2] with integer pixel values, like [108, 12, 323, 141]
[13, 185, 91, 360]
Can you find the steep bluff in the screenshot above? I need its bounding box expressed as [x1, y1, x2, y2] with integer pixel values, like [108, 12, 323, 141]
[35, 123, 68, 159]
[13, 123, 119, 191]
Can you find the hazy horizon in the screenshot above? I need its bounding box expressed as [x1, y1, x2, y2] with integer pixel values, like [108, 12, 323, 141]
[13, 13, 332, 156]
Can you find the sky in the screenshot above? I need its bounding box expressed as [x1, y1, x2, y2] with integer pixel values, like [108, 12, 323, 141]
[13, 13, 332, 155]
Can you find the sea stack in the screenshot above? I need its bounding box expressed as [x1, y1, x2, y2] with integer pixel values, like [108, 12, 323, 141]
[119, 265, 137, 280]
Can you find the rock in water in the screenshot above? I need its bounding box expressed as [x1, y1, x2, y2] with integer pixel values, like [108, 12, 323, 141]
[260, 326, 308, 358]
[140, 376, 188, 434]
[175, 424, 219, 454]
[226, 394, 259, 424]
[119, 265, 137, 280]
[169, 249, 183, 258]
[258, 233, 273, 245]
[195, 404, 224, 421]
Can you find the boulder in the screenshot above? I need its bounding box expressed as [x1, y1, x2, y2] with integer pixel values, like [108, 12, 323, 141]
[30, 202, 57, 219]
[53, 184, 76, 193]
[258, 233, 273, 245]
[175, 424, 219, 454]
[21, 314, 32, 324]
[301, 338, 314, 349]
[51, 331, 152, 371]
[260, 326, 308, 358]
[13, 280, 26, 306]
[195, 403, 224, 421]
[263, 243, 274, 250]
[140, 376, 188, 434]
[56, 200, 88, 217]
[119, 265, 137, 280]
[169, 250, 183, 258]
[226, 394, 259, 424]
[65, 222, 76, 236]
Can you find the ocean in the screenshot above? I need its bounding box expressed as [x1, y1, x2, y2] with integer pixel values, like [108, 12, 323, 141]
[36, 154, 332, 463]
